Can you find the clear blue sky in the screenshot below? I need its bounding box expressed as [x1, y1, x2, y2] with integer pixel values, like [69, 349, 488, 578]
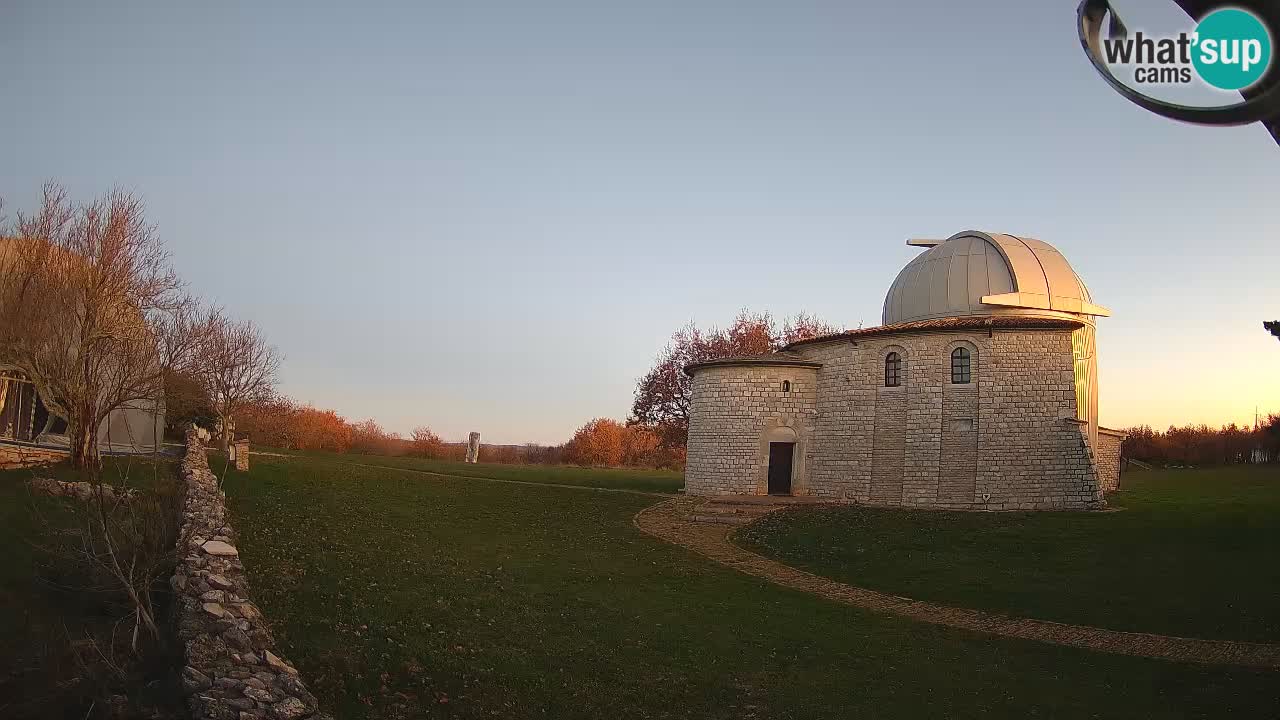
[3, 0, 1277, 444]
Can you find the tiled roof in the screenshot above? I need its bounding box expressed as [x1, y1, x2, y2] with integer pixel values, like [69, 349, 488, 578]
[784, 315, 1084, 349]
[684, 316, 1083, 375]
[683, 352, 822, 376]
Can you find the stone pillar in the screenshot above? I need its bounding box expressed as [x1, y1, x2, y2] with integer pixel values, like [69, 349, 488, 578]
[232, 439, 250, 471]
[466, 432, 481, 463]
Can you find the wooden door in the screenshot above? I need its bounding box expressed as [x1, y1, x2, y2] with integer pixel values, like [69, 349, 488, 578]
[767, 442, 794, 495]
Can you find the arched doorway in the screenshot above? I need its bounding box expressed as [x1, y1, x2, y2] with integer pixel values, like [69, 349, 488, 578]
[765, 426, 798, 496]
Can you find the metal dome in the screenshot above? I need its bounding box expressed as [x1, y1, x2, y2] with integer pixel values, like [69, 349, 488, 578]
[881, 231, 1111, 326]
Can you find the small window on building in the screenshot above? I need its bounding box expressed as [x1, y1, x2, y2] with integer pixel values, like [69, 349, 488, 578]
[884, 352, 901, 387]
[951, 347, 971, 384]
[781, 380, 791, 393]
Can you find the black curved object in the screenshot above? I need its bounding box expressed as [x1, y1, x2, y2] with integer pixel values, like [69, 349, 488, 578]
[1077, 0, 1280, 143]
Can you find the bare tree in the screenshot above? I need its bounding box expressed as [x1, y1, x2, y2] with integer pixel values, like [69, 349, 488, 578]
[151, 297, 219, 440]
[155, 296, 216, 378]
[201, 313, 280, 451]
[0, 183, 181, 470]
[2, 185, 184, 662]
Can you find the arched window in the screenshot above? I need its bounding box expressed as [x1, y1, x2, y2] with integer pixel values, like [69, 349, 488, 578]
[951, 347, 971, 384]
[884, 352, 901, 387]
[781, 380, 791, 393]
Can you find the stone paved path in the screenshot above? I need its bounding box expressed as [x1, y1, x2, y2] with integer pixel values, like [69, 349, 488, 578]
[634, 497, 1280, 670]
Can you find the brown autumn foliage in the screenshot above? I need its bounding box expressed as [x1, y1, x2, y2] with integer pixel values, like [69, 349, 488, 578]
[349, 418, 403, 455]
[231, 395, 295, 448]
[228, 396, 519, 462]
[564, 418, 627, 466]
[562, 417, 678, 468]
[410, 426, 449, 458]
[292, 405, 354, 452]
[234, 395, 353, 452]
[630, 309, 841, 449]
[622, 424, 661, 466]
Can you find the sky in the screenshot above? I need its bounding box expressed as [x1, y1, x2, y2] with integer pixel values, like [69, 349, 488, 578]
[2, 0, 1278, 444]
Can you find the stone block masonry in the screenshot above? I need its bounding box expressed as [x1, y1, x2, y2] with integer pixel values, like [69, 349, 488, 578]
[685, 364, 819, 496]
[1096, 427, 1126, 492]
[231, 439, 251, 472]
[687, 328, 1107, 510]
[172, 429, 331, 720]
[0, 441, 68, 469]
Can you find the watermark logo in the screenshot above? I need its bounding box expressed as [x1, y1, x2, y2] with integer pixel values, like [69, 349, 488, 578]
[1102, 7, 1272, 90]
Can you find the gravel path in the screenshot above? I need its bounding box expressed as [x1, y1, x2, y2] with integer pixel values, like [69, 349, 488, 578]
[634, 497, 1280, 670]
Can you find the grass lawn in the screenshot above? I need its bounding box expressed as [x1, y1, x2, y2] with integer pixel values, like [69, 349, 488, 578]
[0, 455, 181, 719]
[222, 455, 1279, 719]
[738, 465, 1280, 643]
[280, 448, 685, 494]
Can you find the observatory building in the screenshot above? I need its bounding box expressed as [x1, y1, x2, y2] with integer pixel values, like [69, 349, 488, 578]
[683, 230, 1125, 510]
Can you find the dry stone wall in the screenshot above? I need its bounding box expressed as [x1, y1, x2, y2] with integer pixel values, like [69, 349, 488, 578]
[172, 430, 330, 720]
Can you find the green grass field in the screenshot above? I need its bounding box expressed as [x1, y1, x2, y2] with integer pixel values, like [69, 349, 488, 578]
[738, 465, 1280, 642]
[221, 454, 1279, 719]
[285, 449, 684, 494]
[0, 456, 181, 719]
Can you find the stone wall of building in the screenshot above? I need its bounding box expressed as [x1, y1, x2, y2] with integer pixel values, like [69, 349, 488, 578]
[974, 331, 1102, 510]
[685, 364, 818, 495]
[0, 442, 68, 470]
[804, 338, 874, 500]
[796, 332, 1007, 505]
[1096, 427, 1126, 492]
[687, 328, 1106, 510]
[172, 430, 330, 720]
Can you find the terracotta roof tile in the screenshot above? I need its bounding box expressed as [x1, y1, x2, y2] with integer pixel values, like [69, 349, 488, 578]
[784, 315, 1084, 349]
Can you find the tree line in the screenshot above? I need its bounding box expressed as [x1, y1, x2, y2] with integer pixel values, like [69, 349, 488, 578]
[8, 181, 1270, 474]
[169, 307, 844, 470]
[200, 394, 688, 469]
[1123, 418, 1279, 467]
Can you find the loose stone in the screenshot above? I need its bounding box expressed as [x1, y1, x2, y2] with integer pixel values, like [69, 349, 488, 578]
[202, 540, 239, 556]
[268, 697, 309, 720]
[207, 573, 236, 590]
[265, 650, 298, 675]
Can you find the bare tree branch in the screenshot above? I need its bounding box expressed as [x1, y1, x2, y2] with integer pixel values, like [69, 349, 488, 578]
[198, 313, 280, 451]
[0, 183, 181, 469]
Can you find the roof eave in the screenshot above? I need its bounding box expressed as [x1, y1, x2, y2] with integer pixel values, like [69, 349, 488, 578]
[683, 357, 824, 377]
[783, 315, 1086, 350]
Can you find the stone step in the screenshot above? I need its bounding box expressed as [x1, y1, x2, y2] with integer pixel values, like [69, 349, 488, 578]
[698, 504, 775, 516]
[703, 494, 828, 506]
